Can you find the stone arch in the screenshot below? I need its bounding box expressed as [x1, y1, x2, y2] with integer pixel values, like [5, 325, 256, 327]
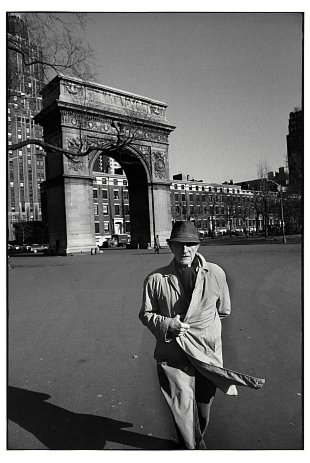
[35, 75, 175, 255]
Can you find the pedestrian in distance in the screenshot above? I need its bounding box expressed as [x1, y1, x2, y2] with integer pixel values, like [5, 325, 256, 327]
[154, 234, 161, 254]
[139, 221, 265, 450]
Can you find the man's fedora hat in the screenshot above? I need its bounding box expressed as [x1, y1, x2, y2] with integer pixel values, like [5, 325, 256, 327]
[167, 221, 201, 244]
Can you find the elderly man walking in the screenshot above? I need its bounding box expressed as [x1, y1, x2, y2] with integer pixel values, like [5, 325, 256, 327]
[139, 221, 265, 450]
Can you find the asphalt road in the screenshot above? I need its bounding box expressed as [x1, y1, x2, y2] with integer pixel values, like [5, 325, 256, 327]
[8, 243, 303, 450]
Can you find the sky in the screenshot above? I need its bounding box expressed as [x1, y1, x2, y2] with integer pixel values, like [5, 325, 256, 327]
[82, 12, 303, 184]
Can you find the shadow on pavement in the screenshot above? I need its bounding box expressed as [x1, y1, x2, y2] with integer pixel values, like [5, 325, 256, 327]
[8, 386, 179, 450]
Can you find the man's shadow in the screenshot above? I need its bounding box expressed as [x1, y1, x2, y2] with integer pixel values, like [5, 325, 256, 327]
[7, 386, 179, 450]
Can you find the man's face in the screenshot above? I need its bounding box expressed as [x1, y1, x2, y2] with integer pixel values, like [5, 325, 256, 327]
[169, 241, 200, 267]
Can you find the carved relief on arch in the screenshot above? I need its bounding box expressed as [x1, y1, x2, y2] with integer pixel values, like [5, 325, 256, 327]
[66, 137, 88, 172]
[61, 110, 114, 134]
[63, 81, 83, 96]
[152, 150, 167, 180]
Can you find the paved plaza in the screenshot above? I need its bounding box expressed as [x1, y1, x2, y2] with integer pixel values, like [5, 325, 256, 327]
[8, 243, 303, 450]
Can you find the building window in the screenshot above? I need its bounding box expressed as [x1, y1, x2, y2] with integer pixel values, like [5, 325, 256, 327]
[125, 221, 130, 233]
[102, 189, 108, 199]
[103, 204, 109, 215]
[174, 184, 178, 189]
[93, 204, 98, 215]
[104, 221, 110, 232]
[124, 205, 130, 215]
[189, 186, 192, 190]
[114, 190, 119, 200]
[102, 178, 107, 184]
[189, 194, 193, 202]
[175, 205, 180, 214]
[123, 180, 128, 186]
[123, 190, 129, 200]
[115, 205, 120, 215]
[93, 189, 98, 198]
[113, 179, 118, 185]
[181, 185, 185, 190]
[196, 186, 199, 191]
[95, 222, 100, 233]
[181, 194, 185, 202]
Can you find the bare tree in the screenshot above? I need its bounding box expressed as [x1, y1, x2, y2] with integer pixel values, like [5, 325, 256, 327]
[257, 159, 271, 182]
[225, 194, 235, 236]
[7, 12, 97, 96]
[239, 197, 255, 235]
[256, 159, 278, 237]
[13, 221, 32, 244]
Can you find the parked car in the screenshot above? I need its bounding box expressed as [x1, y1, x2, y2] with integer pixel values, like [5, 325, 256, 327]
[99, 237, 118, 248]
[8, 243, 33, 254]
[30, 244, 49, 254]
[111, 234, 130, 247]
[8, 244, 21, 254]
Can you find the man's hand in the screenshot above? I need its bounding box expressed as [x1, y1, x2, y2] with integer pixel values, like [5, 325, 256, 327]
[169, 315, 191, 337]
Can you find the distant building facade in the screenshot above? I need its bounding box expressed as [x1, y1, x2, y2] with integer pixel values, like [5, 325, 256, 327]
[170, 174, 257, 235]
[287, 109, 303, 193]
[90, 166, 262, 244]
[92, 155, 130, 246]
[7, 13, 46, 241]
[91, 166, 295, 242]
[236, 166, 289, 192]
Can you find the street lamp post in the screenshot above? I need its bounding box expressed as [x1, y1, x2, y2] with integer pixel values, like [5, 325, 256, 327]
[266, 179, 286, 244]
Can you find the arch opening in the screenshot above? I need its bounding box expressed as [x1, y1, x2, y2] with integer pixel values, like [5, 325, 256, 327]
[91, 149, 151, 248]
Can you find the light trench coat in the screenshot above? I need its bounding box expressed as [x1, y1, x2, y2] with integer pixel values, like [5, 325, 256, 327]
[139, 253, 265, 449]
